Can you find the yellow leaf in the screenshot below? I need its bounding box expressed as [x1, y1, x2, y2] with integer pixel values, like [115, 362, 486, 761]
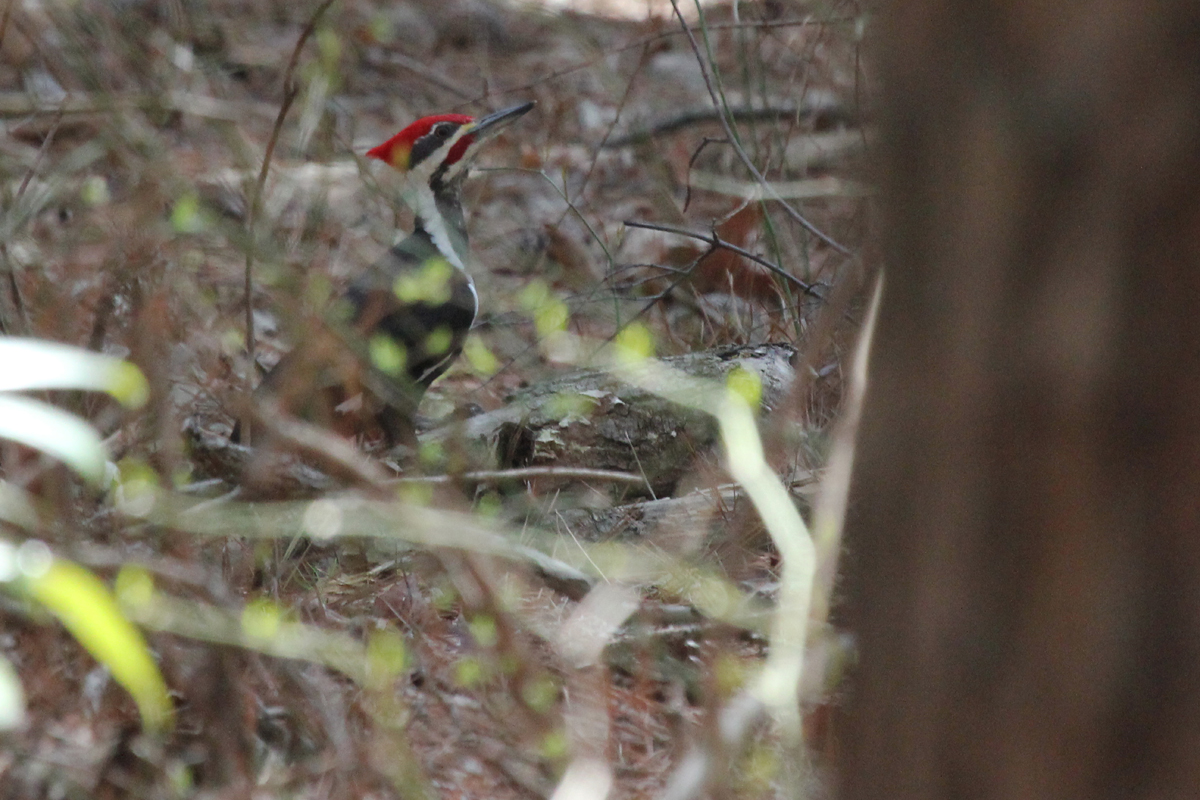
[614, 322, 655, 362]
[726, 366, 762, 410]
[242, 598, 283, 641]
[462, 336, 499, 375]
[366, 630, 407, 688]
[394, 258, 452, 305]
[170, 193, 207, 233]
[21, 546, 173, 733]
[369, 335, 407, 376]
[534, 299, 569, 337]
[425, 326, 453, 355]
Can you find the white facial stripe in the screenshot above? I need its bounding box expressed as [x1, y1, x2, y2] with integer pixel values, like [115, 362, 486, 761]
[403, 181, 468, 272]
[398, 124, 485, 275]
[410, 126, 471, 183]
[441, 137, 493, 183]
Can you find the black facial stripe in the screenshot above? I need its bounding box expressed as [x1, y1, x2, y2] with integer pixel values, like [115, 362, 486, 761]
[409, 123, 461, 169]
[430, 158, 449, 189]
[430, 137, 481, 190]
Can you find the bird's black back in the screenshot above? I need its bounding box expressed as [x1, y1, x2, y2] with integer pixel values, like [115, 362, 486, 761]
[345, 225, 477, 390]
[243, 226, 476, 446]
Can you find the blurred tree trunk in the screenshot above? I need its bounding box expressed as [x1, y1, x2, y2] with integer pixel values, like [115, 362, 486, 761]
[839, 3, 1200, 798]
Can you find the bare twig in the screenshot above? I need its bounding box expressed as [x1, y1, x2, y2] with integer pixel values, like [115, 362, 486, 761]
[1, 106, 62, 335]
[623, 219, 820, 297]
[574, 41, 652, 215]
[593, 238, 719, 350]
[374, 52, 474, 100]
[247, 398, 394, 496]
[391, 466, 651, 488]
[0, 0, 15, 67]
[688, 171, 873, 200]
[667, 0, 853, 256]
[243, 0, 336, 437]
[244, 92, 296, 383]
[14, 108, 61, 200]
[0, 91, 278, 120]
[683, 136, 727, 212]
[477, 17, 860, 102]
[602, 98, 856, 148]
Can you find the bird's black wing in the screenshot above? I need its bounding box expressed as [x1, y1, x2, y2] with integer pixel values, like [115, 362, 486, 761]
[243, 228, 476, 445]
[345, 226, 477, 389]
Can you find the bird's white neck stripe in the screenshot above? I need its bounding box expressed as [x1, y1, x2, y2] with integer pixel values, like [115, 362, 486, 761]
[406, 182, 468, 273]
[401, 181, 479, 319]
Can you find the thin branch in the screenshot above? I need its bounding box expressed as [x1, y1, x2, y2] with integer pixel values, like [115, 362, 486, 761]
[0, 0, 15, 70]
[667, 0, 853, 256]
[374, 52, 474, 100]
[14, 108, 60, 200]
[248, 398, 394, 496]
[602, 99, 856, 149]
[683, 136, 727, 212]
[1, 105, 62, 335]
[623, 219, 820, 297]
[244, 92, 295, 373]
[391, 466, 651, 488]
[473, 17, 860, 103]
[243, 0, 336, 431]
[593, 239, 720, 352]
[0, 91, 278, 120]
[583, 42, 652, 197]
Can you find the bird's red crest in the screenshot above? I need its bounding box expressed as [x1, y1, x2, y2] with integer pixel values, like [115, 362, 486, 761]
[367, 113, 475, 170]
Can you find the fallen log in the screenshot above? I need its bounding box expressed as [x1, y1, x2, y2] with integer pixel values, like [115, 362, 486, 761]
[427, 343, 797, 496]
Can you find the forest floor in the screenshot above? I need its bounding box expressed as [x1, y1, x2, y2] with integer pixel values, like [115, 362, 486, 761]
[0, 0, 869, 797]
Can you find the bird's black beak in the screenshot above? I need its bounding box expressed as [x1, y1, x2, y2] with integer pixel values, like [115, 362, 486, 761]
[470, 101, 535, 139]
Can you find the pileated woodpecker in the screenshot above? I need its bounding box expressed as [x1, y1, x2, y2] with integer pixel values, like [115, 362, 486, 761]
[246, 101, 535, 446]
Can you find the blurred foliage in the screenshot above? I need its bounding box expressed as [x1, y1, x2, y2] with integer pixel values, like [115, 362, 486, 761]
[0, 338, 169, 733]
[0, 0, 869, 795]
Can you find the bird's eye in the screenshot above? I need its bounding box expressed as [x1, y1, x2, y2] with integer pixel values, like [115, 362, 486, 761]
[433, 122, 454, 138]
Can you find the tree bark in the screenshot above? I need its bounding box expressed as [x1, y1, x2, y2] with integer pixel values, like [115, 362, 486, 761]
[840, 3, 1200, 798]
